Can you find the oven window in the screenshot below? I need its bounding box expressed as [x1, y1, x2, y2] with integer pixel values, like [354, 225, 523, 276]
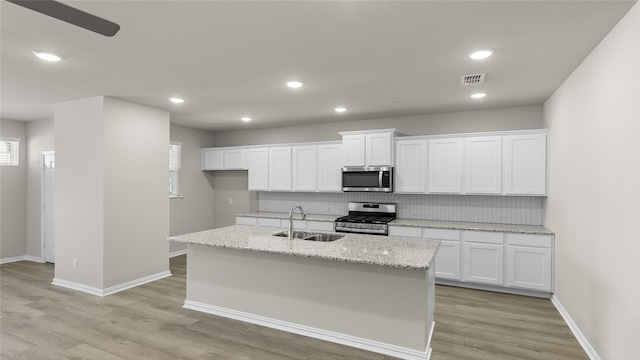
[343, 172, 380, 187]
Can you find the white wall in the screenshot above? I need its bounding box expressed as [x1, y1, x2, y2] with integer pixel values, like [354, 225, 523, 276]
[543, 3, 640, 359]
[54, 96, 170, 290]
[169, 125, 217, 254]
[212, 105, 543, 146]
[26, 118, 55, 259]
[102, 97, 170, 288]
[0, 119, 27, 260]
[55, 97, 105, 288]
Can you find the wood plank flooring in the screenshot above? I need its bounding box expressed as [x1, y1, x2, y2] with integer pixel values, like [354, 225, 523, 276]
[1, 256, 588, 360]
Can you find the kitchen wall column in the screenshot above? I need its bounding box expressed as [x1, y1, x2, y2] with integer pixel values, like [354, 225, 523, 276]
[53, 96, 170, 295]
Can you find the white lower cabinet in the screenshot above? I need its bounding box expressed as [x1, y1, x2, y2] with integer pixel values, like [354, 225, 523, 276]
[388, 226, 422, 238]
[424, 228, 461, 280]
[462, 231, 505, 286]
[507, 234, 553, 292]
[434, 241, 461, 280]
[463, 242, 504, 286]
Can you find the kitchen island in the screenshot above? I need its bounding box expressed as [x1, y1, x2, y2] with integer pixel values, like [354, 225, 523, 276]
[169, 225, 440, 360]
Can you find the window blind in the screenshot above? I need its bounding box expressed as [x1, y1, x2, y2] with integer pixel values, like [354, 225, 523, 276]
[169, 142, 182, 195]
[0, 138, 20, 166]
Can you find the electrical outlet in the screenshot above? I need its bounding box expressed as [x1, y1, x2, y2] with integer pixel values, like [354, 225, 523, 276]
[228, 198, 233, 205]
[73, 258, 78, 268]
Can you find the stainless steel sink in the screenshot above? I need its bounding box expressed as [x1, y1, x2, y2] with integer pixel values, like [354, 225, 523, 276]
[272, 231, 344, 242]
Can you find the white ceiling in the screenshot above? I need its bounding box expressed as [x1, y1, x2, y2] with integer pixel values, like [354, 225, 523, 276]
[1, 0, 636, 132]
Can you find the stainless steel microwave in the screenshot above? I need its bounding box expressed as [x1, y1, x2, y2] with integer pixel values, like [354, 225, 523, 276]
[341, 167, 393, 192]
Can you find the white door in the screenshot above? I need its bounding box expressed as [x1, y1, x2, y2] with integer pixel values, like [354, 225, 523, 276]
[463, 243, 504, 285]
[317, 144, 342, 192]
[269, 147, 292, 191]
[248, 148, 269, 190]
[292, 145, 317, 191]
[43, 152, 56, 263]
[503, 133, 547, 195]
[465, 136, 502, 194]
[342, 134, 366, 167]
[434, 240, 461, 280]
[428, 138, 464, 193]
[394, 140, 427, 193]
[366, 132, 393, 166]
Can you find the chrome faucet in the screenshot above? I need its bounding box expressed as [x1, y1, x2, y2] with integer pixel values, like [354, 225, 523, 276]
[288, 205, 306, 239]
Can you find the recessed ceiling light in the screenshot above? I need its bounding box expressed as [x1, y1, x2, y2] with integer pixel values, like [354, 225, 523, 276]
[468, 48, 495, 60]
[470, 92, 487, 99]
[286, 80, 304, 88]
[334, 107, 347, 113]
[32, 50, 63, 62]
[169, 97, 185, 104]
[241, 117, 252, 122]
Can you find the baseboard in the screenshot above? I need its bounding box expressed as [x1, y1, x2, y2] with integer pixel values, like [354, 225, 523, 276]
[169, 249, 187, 258]
[52, 278, 104, 296]
[436, 279, 552, 298]
[0, 255, 44, 264]
[551, 294, 600, 360]
[53, 270, 172, 297]
[184, 300, 431, 360]
[103, 270, 172, 296]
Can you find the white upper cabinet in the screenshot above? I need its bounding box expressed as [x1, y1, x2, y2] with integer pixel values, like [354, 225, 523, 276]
[394, 139, 427, 193]
[202, 148, 247, 170]
[341, 129, 397, 167]
[503, 133, 547, 195]
[201, 149, 223, 170]
[292, 145, 317, 191]
[223, 148, 247, 170]
[366, 132, 394, 166]
[342, 134, 366, 167]
[269, 147, 292, 191]
[317, 143, 343, 192]
[248, 148, 269, 190]
[465, 136, 502, 194]
[428, 138, 464, 193]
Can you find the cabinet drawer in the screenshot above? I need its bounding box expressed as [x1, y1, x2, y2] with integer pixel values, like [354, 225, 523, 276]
[257, 218, 282, 228]
[463, 231, 504, 244]
[388, 226, 423, 238]
[236, 217, 257, 226]
[508, 234, 553, 248]
[424, 228, 460, 241]
[307, 221, 335, 232]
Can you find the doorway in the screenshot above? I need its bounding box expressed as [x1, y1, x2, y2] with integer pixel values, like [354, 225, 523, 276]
[42, 151, 55, 263]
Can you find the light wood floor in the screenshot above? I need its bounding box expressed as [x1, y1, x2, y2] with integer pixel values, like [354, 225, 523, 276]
[1, 256, 588, 360]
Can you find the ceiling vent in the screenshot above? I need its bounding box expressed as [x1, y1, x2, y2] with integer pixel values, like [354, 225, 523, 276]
[461, 73, 486, 86]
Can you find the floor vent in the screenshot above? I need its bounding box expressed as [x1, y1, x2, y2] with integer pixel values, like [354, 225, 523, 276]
[461, 73, 486, 86]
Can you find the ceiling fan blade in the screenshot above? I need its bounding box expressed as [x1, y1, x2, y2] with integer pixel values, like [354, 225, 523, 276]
[6, 0, 120, 37]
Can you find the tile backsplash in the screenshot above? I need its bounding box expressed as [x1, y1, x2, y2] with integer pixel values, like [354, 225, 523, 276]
[258, 192, 543, 225]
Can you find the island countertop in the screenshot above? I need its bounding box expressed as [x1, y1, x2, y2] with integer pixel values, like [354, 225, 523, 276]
[169, 225, 440, 271]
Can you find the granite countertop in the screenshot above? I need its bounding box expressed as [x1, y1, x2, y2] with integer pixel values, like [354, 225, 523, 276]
[237, 212, 339, 222]
[236, 212, 554, 235]
[168, 225, 440, 271]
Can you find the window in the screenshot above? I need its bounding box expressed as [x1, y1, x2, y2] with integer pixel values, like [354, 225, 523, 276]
[0, 138, 20, 166]
[169, 142, 182, 197]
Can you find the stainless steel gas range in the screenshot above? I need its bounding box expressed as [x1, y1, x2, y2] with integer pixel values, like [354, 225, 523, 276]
[334, 202, 397, 235]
